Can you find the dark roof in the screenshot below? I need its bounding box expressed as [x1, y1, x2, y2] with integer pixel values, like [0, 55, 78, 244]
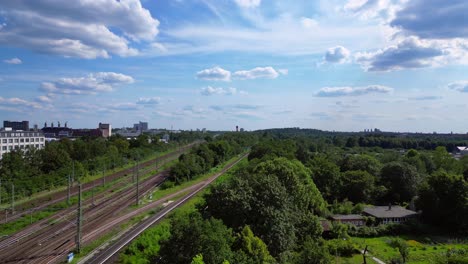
[320, 220, 331, 232]
[363, 206, 417, 218]
[331, 214, 364, 221]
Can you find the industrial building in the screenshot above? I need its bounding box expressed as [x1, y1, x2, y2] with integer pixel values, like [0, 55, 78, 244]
[3, 120, 29, 131]
[0, 129, 45, 159]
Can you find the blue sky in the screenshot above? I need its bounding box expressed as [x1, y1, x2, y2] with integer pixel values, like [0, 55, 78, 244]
[0, 0, 467, 132]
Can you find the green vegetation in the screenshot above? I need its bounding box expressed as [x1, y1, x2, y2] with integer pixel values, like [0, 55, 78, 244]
[0, 131, 206, 206]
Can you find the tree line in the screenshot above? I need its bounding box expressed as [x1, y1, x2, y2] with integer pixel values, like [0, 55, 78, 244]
[0, 131, 206, 203]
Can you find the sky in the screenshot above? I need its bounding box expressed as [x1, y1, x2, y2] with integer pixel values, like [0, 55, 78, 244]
[0, 0, 467, 133]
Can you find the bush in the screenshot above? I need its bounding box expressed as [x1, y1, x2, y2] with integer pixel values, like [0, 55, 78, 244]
[326, 239, 358, 257]
[160, 180, 175, 190]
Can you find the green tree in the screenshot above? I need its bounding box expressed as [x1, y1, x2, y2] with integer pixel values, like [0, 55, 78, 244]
[307, 156, 341, 201]
[233, 226, 275, 264]
[158, 212, 234, 264]
[191, 254, 205, 264]
[341, 170, 375, 203]
[204, 158, 325, 256]
[293, 237, 332, 264]
[340, 154, 381, 177]
[417, 171, 468, 234]
[380, 162, 421, 203]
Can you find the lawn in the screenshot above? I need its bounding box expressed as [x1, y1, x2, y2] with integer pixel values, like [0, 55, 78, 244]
[340, 235, 468, 263]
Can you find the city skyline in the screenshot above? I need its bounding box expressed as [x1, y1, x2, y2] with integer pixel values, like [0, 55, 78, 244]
[1, 0, 467, 132]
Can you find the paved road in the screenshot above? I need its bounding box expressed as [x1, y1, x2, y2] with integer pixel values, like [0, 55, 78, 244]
[83, 154, 248, 264]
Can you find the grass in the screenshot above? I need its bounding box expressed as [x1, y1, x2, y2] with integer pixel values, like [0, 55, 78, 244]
[338, 235, 468, 263]
[150, 153, 247, 201]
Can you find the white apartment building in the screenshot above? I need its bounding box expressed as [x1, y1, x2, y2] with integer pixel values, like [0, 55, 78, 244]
[0, 130, 45, 159]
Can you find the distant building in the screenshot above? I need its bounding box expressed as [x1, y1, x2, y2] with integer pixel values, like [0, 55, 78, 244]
[455, 146, 468, 156]
[159, 133, 170, 143]
[3, 120, 29, 131]
[115, 129, 141, 138]
[363, 205, 418, 224]
[0, 130, 45, 159]
[41, 123, 73, 138]
[134, 121, 148, 132]
[41, 122, 110, 139]
[99, 123, 112, 138]
[329, 214, 365, 227]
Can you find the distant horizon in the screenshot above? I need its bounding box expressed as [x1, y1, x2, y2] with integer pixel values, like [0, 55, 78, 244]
[3, 119, 468, 135]
[1, 1, 467, 133]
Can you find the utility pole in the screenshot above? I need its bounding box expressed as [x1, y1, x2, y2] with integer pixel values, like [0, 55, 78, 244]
[102, 164, 106, 187]
[11, 184, 14, 213]
[0, 178, 2, 206]
[136, 159, 140, 206]
[76, 182, 83, 253]
[67, 174, 71, 206]
[92, 181, 95, 206]
[132, 162, 135, 183]
[72, 161, 75, 186]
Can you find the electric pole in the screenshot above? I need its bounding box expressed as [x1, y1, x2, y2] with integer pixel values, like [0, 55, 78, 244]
[92, 181, 95, 206]
[11, 183, 14, 213]
[102, 164, 106, 187]
[136, 159, 140, 206]
[67, 174, 71, 206]
[0, 179, 2, 206]
[72, 161, 75, 186]
[76, 182, 83, 253]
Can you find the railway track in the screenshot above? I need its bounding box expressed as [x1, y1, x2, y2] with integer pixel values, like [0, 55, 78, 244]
[85, 153, 249, 264]
[0, 142, 198, 224]
[0, 168, 169, 263]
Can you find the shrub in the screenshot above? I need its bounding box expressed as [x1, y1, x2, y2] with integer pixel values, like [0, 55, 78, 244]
[326, 239, 358, 257]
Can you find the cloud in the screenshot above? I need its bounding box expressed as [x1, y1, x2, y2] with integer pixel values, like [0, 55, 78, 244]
[233, 66, 280, 80]
[108, 103, 140, 111]
[41, 72, 134, 95]
[0, 96, 42, 110]
[210, 104, 261, 111]
[325, 46, 350, 63]
[136, 97, 161, 105]
[234, 0, 261, 8]
[317, 85, 393, 97]
[3, 58, 22, 64]
[35, 95, 53, 103]
[355, 37, 445, 71]
[0, 0, 159, 58]
[200, 86, 237, 96]
[408, 95, 443, 101]
[447, 81, 468, 93]
[301, 17, 318, 28]
[278, 69, 289, 75]
[390, 0, 468, 39]
[344, 0, 394, 20]
[196, 66, 231, 81]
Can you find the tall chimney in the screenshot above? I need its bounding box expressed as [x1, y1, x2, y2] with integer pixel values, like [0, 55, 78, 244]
[388, 203, 392, 210]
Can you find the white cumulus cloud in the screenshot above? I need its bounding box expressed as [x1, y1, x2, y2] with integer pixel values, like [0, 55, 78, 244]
[196, 66, 232, 81]
[201, 86, 238, 96]
[0, 0, 159, 59]
[317, 85, 393, 97]
[41, 72, 134, 95]
[3, 57, 22, 64]
[233, 66, 280, 80]
[325, 46, 350, 63]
